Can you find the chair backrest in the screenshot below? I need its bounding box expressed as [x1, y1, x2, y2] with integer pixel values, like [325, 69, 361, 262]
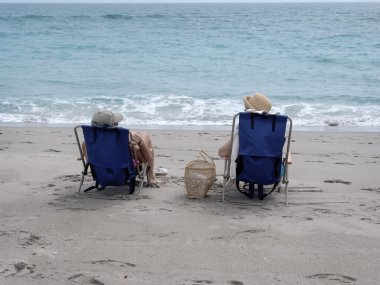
[236, 112, 287, 185]
[82, 125, 136, 188]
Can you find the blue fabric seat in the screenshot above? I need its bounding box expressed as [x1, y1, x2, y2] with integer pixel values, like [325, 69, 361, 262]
[75, 125, 141, 194]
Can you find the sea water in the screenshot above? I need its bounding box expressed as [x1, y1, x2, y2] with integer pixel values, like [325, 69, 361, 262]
[0, 3, 379, 130]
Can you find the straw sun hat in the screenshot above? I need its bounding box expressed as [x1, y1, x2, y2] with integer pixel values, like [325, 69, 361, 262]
[91, 110, 123, 127]
[243, 92, 272, 112]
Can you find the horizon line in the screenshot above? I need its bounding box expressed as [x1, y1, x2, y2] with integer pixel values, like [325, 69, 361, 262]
[1, 0, 380, 3]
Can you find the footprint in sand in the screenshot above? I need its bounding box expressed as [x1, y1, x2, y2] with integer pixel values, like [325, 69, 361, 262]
[237, 229, 266, 234]
[44, 148, 61, 152]
[91, 259, 136, 268]
[229, 281, 244, 285]
[360, 217, 380, 224]
[361, 187, 380, 193]
[68, 273, 104, 284]
[20, 233, 49, 247]
[307, 273, 356, 283]
[191, 280, 214, 284]
[56, 174, 82, 182]
[158, 208, 173, 212]
[1, 261, 36, 277]
[323, 179, 352, 185]
[313, 208, 333, 214]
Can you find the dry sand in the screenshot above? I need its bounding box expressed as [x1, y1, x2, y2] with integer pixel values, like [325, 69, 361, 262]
[0, 127, 379, 285]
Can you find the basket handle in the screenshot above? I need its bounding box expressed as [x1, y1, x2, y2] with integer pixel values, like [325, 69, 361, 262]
[199, 150, 215, 166]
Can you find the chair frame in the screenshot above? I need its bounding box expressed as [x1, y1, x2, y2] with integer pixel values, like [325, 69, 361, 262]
[222, 113, 293, 205]
[74, 125, 147, 196]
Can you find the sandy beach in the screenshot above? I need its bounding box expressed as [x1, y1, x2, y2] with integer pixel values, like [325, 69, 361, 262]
[0, 127, 379, 285]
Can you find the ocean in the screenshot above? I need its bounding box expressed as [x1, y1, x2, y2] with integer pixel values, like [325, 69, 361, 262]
[0, 3, 379, 130]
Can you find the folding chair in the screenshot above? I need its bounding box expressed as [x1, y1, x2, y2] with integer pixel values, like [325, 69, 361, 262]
[74, 125, 146, 196]
[222, 112, 292, 205]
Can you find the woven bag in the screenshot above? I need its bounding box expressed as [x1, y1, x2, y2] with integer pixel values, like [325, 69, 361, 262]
[184, 151, 216, 199]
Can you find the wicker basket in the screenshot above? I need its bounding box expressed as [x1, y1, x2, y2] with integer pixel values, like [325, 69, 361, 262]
[184, 151, 216, 199]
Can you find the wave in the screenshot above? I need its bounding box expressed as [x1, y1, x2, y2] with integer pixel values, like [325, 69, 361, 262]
[360, 17, 380, 23]
[21, 15, 53, 20]
[144, 14, 166, 19]
[71, 15, 91, 19]
[37, 79, 73, 86]
[1, 95, 380, 128]
[102, 14, 133, 20]
[326, 34, 362, 40]
[0, 15, 53, 22]
[312, 56, 337, 64]
[272, 94, 380, 105]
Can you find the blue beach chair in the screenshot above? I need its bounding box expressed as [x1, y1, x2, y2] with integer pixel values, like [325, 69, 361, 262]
[74, 125, 146, 195]
[222, 112, 292, 205]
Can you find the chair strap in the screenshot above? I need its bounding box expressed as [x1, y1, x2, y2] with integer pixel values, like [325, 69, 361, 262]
[261, 182, 280, 199]
[249, 112, 277, 132]
[274, 158, 282, 179]
[236, 180, 254, 199]
[236, 180, 279, 200]
[82, 162, 90, 175]
[250, 113, 255, 129]
[92, 127, 98, 142]
[272, 115, 276, 132]
[84, 185, 98, 192]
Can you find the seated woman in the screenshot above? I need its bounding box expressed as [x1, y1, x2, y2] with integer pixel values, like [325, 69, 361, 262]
[218, 92, 273, 158]
[218, 93, 292, 187]
[82, 110, 159, 188]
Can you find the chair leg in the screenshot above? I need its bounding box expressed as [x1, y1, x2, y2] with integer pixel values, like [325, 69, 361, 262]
[249, 183, 255, 199]
[129, 177, 136, 194]
[283, 164, 289, 206]
[136, 164, 147, 197]
[137, 178, 143, 197]
[258, 184, 264, 200]
[222, 159, 228, 203]
[78, 173, 85, 193]
[222, 176, 227, 202]
[284, 181, 289, 206]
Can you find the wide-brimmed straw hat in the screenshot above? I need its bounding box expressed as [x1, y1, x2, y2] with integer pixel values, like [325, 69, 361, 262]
[243, 92, 272, 112]
[91, 110, 123, 127]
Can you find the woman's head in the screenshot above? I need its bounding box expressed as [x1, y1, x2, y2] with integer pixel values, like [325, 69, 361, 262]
[243, 92, 272, 112]
[91, 110, 123, 127]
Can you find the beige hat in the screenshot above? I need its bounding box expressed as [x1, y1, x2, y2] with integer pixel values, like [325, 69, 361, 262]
[91, 110, 123, 127]
[243, 92, 272, 112]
